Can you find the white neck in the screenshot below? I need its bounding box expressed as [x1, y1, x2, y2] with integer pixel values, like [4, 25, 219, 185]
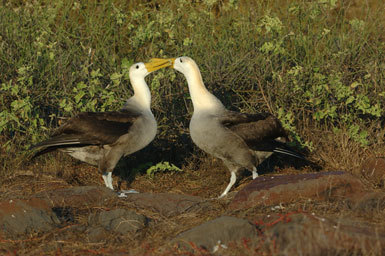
[127, 76, 151, 110]
[184, 66, 224, 112]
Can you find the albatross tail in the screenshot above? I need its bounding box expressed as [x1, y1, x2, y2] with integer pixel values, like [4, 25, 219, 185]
[273, 147, 306, 160]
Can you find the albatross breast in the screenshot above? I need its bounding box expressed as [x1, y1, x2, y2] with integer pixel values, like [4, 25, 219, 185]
[190, 110, 257, 170]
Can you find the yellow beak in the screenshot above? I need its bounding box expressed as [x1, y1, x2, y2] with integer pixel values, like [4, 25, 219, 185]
[148, 58, 176, 69]
[144, 58, 174, 72]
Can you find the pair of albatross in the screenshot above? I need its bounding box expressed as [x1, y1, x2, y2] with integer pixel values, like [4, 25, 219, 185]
[32, 56, 304, 198]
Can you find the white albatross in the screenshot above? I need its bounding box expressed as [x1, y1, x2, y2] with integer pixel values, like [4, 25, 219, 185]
[31, 58, 172, 195]
[160, 56, 305, 198]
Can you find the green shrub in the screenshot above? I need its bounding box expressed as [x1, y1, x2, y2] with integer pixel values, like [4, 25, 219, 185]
[1, 0, 384, 174]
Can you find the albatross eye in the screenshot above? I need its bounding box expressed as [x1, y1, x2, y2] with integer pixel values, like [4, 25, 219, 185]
[136, 65, 139, 69]
[180, 59, 183, 63]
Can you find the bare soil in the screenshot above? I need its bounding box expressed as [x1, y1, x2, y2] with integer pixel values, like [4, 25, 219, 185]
[0, 152, 384, 255]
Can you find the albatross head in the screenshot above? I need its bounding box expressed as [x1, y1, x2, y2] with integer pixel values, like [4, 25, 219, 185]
[126, 59, 172, 110]
[169, 56, 199, 75]
[158, 56, 225, 112]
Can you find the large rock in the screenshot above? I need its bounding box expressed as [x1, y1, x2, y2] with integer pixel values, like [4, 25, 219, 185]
[351, 192, 385, 216]
[360, 157, 385, 186]
[0, 198, 59, 237]
[122, 193, 212, 217]
[87, 209, 147, 242]
[172, 216, 258, 253]
[263, 213, 385, 255]
[230, 171, 365, 210]
[35, 186, 117, 208]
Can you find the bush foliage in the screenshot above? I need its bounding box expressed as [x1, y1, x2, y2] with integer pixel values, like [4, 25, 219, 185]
[1, 0, 384, 173]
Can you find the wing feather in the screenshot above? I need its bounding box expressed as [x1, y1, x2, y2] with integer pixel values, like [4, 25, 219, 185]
[220, 111, 287, 143]
[218, 110, 306, 159]
[31, 111, 139, 156]
[52, 111, 139, 144]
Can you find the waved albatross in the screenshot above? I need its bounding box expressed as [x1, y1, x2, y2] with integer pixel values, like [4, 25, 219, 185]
[162, 56, 304, 198]
[31, 58, 171, 193]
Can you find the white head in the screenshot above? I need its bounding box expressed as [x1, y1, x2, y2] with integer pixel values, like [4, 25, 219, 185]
[128, 62, 150, 80]
[126, 59, 172, 110]
[171, 56, 201, 78]
[167, 56, 225, 112]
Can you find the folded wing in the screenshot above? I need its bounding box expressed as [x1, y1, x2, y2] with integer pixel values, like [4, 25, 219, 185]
[220, 110, 288, 144]
[31, 111, 139, 157]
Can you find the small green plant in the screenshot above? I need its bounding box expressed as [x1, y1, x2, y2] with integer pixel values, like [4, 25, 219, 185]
[146, 161, 183, 178]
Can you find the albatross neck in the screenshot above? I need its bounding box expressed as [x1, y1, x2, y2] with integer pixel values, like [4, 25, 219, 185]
[184, 66, 224, 113]
[126, 76, 152, 110]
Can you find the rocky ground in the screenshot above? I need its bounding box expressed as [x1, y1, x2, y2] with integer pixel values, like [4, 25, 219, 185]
[1, 156, 385, 255]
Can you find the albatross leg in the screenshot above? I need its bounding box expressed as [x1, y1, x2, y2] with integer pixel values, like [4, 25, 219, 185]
[252, 167, 258, 179]
[102, 171, 114, 190]
[103, 171, 130, 197]
[102, 172, 109, 188]
[101, 169, 139, 197]
[218, 171, 237, 198]
[107, 171, 114, 190]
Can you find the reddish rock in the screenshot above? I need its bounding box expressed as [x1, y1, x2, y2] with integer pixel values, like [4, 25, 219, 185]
[122, 193, 212, 217]
[360, 157, 385, 185]
[0, 198, 59, 237]
[352, 192, 385, 215]
[262, 213, 385, 255]
[229, 171, 365, 210]
[35, 186, 116, 207]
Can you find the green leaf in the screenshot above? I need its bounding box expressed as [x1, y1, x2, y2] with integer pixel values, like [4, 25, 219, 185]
[346, 96, 354, 105]
[350, 81, 360, 89]
[121, 58, 133, 70]
[91, 69, 102, 78]
[74, 91, 86, 103]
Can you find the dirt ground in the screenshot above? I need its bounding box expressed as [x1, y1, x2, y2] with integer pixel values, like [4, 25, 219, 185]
[0, 151, 384, 255]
